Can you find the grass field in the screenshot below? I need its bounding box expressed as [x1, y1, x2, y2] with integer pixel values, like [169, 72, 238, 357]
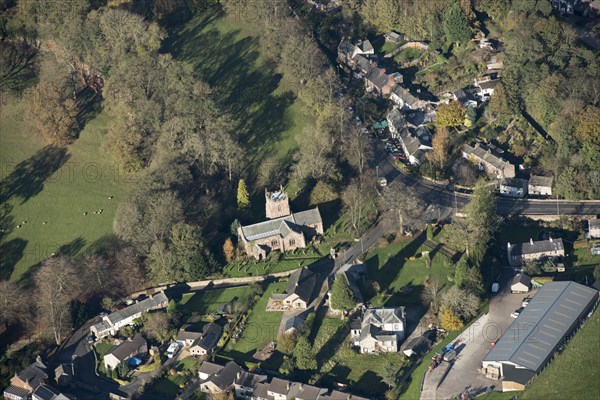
[149, 357, 200, 397]
[519, 309, 600, 400]
[179, 286, 255, 315]
[364, 235, 453, 306]
[165, 10, 313, 170]
[0, 99, 132, 282]
[222, 281, 286, 359]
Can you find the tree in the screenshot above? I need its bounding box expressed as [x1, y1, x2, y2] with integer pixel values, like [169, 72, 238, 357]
[277, 332, 298, 355]
[342, 177, 372, 235]
[293, 126, 336, 183]
[443, 3, 471, 45]
[330, 274, 357, 311]
[237, 179, 250, 209]
[594, 265, 600, 281]
[35, 256, 82, 344]
[143, 312, 172, 344]
[435, 101, 466, 128]
[488, 83, 512, 124]
[576, 106, 600, 145]
[223, 238, 235, 263]
[343, 125, 373, 176]
[454, 262, 484, 296]
[421, 279, 443, 314]
[447, 179, 498, 259]
[166, 299, 177, 315]
[440, 307, 464, 331]
[523, 261, 542, 276]
[441, 285, 480, 320]
[24, 80, 79, 146]
[309, 181, 338, 206]
[0, 281, 29, 328]
[380, 187, 420, 235]
[293, 336, 317, 370]
[380, 360, 400, 389]
[427, 128, 451, 170]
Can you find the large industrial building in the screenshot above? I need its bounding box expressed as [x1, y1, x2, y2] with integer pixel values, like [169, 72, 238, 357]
[482, 281, 598, 392]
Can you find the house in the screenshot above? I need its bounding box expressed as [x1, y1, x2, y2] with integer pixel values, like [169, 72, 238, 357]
[53, 364, 73, 387]
[397, 127, 432, 165]
[200, 361, 243, 394]
[588, 219, 600, 239]
[365, 67, 396, 98]
[290, 383, 327, 400]
[483, 281, 598, 391]
[176, 328, 203, 348]
[499, 178, 528, 198]
[332, 263, 368, 305]
[453, 88, 478, 108]
[386, 108, 407, 139]
[267, 377, 293, 400]
[304, 0, 340, 13]
[283, 314, 306, 335]
[198, 361, 224, 381]
[390, 86, 428, 110]
[190, 323, 223, 356]
[384, 31, 404, 43]
[234, 370, 268, 400]
[510, 274, 532, 294]
[91, 292, 168, 339]
[474, 76, 500, 101]
[3, 358, 48, 400]
[506, 238, 565, 267]
[32, 385, 71, 400]
[551, 0, 590, 16]
[103, 334, 147, 370]
[487, 55, 504, 71]
[462, 142, 516, 179]
[267, 267, 318, 311]
[528, 175, 553, 196]
[238, 188, 323, 260]
[337, 39, 374, 66]
[402, 335, 432, 357]
[350, 307, 406, 353]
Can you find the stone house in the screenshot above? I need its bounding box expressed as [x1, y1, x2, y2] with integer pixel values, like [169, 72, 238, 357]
[350, 307, 406, 353]
[267, 267, 318, 311]
[506, 238, 565, 267]
[499, 178, 528, 198]
[462, 142, 516, 179]
[103, 334, 147, 370]
[3, 358, 48, 400]
[190, 323, 223, 356]
[528, 175, 553, 196]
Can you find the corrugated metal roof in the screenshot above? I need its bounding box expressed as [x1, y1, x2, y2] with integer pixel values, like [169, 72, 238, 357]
[483, 281, 598, 372]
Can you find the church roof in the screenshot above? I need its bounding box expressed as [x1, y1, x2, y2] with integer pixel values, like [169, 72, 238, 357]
[240, 208, 322, 242]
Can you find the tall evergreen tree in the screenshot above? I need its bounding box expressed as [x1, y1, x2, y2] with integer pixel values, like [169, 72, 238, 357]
[443, 3, 471, 45]
[237, 179, 250, 209]
[330, 274, 357, 311]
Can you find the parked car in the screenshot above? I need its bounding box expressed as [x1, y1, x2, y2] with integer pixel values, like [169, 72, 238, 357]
[591, 244, 600, 255]
[443, 350, 456, 362]
[491, 283, 500, 293]
[522, 298, 531, 307]
[511, 308, 524, 318]
[166, 342, 180, 359]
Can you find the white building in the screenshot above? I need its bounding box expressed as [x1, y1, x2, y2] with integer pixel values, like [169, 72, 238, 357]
[350, 307, 406, 353]
[528, 175, 553, 196]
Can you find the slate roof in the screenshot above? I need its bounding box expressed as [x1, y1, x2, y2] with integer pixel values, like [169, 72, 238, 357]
[285, 267, 318, 303]
[478, 79, 500, 91]
[391, 86, 420, 108]
[176, 330, 203, 342]
[386, 108, 406, 131]
[353, 55, 372, 74]
[292, 383, 327, 400]
[4, 385, 32, 398]
[198, 361, 224, 378]
[483, 281, 598, 372]
[195, 323, 222, 351]
[240, 208, 322, 242]
[356, 308, 405, 343]
[529, 175, 553, 188]
[235, 370, 267, 388]
[206, 361, 243, 390]
[32, 384, 70, 400]
[509, 238, 565, 257]
[16, 360, 47, 389]
[462, 143, 512, 171]
[501, 178, 528, 190]
[511, 274, 532, 288]
[366, 68, 391, 90]
[589, 219, 600, 230]
[284, 314, 306, 332]
[502, 363, 536, 385]
[105, 292, 168, 325]
[453, 88, 468, 102]
[398, 128, 427, 162]
[268, 377, 293, 395]
[253, 382, 273, 400]
[402, 336, 432, 356]
[357, 39, 373, 53]
[106, 334, 147, 362]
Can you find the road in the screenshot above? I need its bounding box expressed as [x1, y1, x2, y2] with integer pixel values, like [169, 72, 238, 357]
[376, 154, 600, 217]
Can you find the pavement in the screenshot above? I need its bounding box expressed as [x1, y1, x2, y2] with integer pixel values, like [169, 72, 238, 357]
[421, 272, 538, 399]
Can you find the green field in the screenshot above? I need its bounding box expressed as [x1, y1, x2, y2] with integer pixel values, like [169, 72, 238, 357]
[222, 281, 286, 359]
[364, 235, 453, 306]
[179, 286, 255, 315]
[519, 309, 600, 400]
[0, 99, 132, 282]
[166, 10, 313, 168]
[149, 357, 200, 397]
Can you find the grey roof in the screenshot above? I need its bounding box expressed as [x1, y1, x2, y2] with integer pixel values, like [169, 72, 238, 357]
[502, 363, 536, 385]
[483, 281, 598, 372]
[268, 377, 293, 396]
[462, 143, 512, 171]
[4, 385, 32, 398]
[353, 55, 372, 74]
[453, 88, 468, 102]
[54, 364, 72, 377]
[509, 238, 565, 258]
[529, 175, 553, 188]
[206, 361, 242, 390]
[235, 370, 267, 388]
[292, 383, 327, 400]
[106, 334, 147, 362]
[32, 384, 70, 400]
[392, 86, 420, 107]
[240, 208, 322, 242]
[385, 31, 402, 40]
[501, 178, 528, 189]
[403, 336, 432, 355]
[386, 108, 406, 130]
[589, 219, 600, 230]
[195, 323, 222, 350]
[511, 274, 532, 288]
[321, 390, 351, 400]
[198, 361, 224, 378]
[478, 79, 500, 90]
[366, 68, 391, 90]
[357, 39, 373, 52]
[176, 330, 203, 342]
[253, 382, 273, 400]
[399, 128, 426, 162]
[285, 267, 318, 303]
[357, 308, 405, 343]
[284, 314, 306, 332]
[17, 360, 47, 389]
[105, 292, 168, 325]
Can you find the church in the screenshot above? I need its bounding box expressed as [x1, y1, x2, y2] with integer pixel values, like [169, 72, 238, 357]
[237, 188, 323, 260]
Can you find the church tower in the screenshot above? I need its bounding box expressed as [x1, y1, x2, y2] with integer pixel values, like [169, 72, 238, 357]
[265, 186, 291, 219]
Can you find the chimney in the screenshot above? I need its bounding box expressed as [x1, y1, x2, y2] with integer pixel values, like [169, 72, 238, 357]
[237, 372, 241, 380]
[36, 355, 42, 363]
[507, 242, 511, 249]
[530, 238, 534, 245]
[549, 237, 553, 243]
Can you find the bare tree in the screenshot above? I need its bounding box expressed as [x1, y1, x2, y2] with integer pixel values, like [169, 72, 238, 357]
[143, 312, 172, 344]
[343, 125, 373, 176]
[342, 176, 373, 235]
[441, 285, 480, 320]
[0, 281, 29, 329]
[380, 187, 421, 235]
[36, 256, 82, 345]
[421, 279, 443, 314]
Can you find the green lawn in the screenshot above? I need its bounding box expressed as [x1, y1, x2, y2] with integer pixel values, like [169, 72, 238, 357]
[149, 357, 199, 397]
[519, 309, 600, 400]
[165, 9, 313, 169]
[223, 252, 319, 278]
[94, 341, 115, 359]
[394, 47, 423, 64]
[179, 286, 255, 315]
[364, 235, 453, 306]
[0, 99, 132, 282]
[222, 281, 286, 359]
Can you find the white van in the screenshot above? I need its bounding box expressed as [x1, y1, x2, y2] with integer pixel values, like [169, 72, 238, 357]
[166, 342, 180, 359]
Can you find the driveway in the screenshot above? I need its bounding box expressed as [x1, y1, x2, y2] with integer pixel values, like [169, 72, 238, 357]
[421, 279, 535, 399]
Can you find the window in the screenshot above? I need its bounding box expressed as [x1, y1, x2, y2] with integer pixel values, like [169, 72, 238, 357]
[271, 240, 278, 247]
[289, 239, 296, 246]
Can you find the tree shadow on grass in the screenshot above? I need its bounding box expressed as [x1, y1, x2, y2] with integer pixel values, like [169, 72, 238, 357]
[0, 238, 27, 280]
[314, 318, 351, 366]
[165, 10, 296, 172]
[354, 370, 387, 396]
[0, 146, 70, 205]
